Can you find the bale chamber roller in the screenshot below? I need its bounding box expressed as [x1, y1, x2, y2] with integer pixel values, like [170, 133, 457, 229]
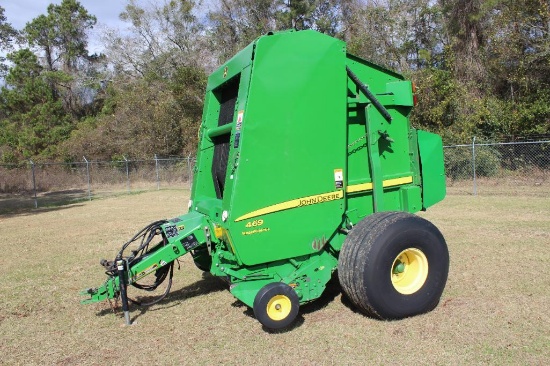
[82, 29, 449, 330]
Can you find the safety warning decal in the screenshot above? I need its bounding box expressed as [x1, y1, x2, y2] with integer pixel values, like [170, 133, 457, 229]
[334, 169, 343, 189]
[181, 234, 200, 251]
[236, 110, 244, 131]
[164, 225, 179, 238]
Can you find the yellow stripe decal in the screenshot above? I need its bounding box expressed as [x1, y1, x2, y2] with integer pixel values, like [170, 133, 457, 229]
[235, 190, 344, 222]
[234, 176, 413, 222]
[347, 176, 413, 194]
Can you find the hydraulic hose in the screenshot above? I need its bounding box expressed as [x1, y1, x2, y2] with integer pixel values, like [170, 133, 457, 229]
[101, 219, 174, 306]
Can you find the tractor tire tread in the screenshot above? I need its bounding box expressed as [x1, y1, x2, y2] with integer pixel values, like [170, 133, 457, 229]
[338, 211, 448, 319]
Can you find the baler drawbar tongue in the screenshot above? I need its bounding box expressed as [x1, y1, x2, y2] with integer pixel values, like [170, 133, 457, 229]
[80, 212, 210, 324]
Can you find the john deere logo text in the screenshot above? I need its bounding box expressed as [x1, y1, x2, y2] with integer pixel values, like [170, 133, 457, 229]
[298, 191, 343, 207]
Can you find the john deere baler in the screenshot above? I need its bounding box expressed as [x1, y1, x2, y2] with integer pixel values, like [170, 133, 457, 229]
[82, 29, 448, 330]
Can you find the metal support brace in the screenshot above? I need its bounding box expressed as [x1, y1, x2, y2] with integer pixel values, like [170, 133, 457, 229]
[347, 65, 390, 212]
[365, 106, 384, 212]
[346, 66, 392, 123]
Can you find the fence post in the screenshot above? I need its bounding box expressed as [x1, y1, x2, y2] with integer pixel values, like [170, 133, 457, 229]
[83, 156, 91, 201]
[123, 155, 130, 193]
[29, 160, 38, 208]
[187, 153, 193, 189]
[155, 154, 160, 190]
[472, 136, 477, 196]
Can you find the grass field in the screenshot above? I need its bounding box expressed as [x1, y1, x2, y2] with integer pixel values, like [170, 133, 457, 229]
[1, 189, 548, 365]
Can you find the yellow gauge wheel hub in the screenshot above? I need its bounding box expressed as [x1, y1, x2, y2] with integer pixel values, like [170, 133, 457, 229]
[266, 295, 292, 321]
[391, 248, 429, 295]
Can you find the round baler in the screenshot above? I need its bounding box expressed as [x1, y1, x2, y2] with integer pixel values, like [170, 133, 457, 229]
[82, 29, 449, 330]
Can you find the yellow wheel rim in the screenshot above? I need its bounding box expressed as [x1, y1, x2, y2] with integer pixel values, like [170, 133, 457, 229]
[266, 295, 292, 321]
[391, 248, 429, 295]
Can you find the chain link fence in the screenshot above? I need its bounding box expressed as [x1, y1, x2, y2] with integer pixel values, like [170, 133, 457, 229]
[1, 139, 548, 213]
[444, 139, 549, 196]
[0, 156, 195, 213]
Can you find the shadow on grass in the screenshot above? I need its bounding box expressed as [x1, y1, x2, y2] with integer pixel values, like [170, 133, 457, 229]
[0, 189, 89, 217]
[96, 271, 348, 331]
[300, 273, 342, 315]
[94, 271, 227, 322]
[229, 299, 307, 333]
[0, 203, 86, 218]
[229, 273, 343, 333]
[0, 189, 153, 217]
[336, 276, 397, 321]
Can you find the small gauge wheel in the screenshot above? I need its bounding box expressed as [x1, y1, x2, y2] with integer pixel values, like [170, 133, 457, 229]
[253, 282, 300, 330]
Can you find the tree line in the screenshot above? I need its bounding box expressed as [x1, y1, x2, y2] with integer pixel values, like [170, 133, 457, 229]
[0, 0, 548, 164]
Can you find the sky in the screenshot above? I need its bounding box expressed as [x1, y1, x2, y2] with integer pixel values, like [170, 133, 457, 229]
[2, 0, 129, 54]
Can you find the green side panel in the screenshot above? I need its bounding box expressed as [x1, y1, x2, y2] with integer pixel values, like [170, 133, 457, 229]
[399, 186, 422, 213]
[226, 30, 348, 266]
[417, 130, 446, 209]
[191, 60, 254, 223]
[344, 54, 417, 223]
[229, 250, 338, 307]
[385, 80, 415, 107]
[190, 30, 444, 272]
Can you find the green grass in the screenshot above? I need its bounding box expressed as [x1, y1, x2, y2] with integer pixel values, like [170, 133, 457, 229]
[1, 189, 549, 365]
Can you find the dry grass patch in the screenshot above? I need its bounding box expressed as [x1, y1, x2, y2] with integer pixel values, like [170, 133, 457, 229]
[0, 190, 548, 365]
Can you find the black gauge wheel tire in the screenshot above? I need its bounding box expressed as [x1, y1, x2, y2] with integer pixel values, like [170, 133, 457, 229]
[253, 282, 300, 330]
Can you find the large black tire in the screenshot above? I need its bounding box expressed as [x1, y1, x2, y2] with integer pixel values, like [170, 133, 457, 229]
[253, 282, 300, 330]
[338, 212, 449, 319]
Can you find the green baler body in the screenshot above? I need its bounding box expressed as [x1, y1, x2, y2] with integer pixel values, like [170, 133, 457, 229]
[81, 30, 446, 313]
[188, 30, 446, 307]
